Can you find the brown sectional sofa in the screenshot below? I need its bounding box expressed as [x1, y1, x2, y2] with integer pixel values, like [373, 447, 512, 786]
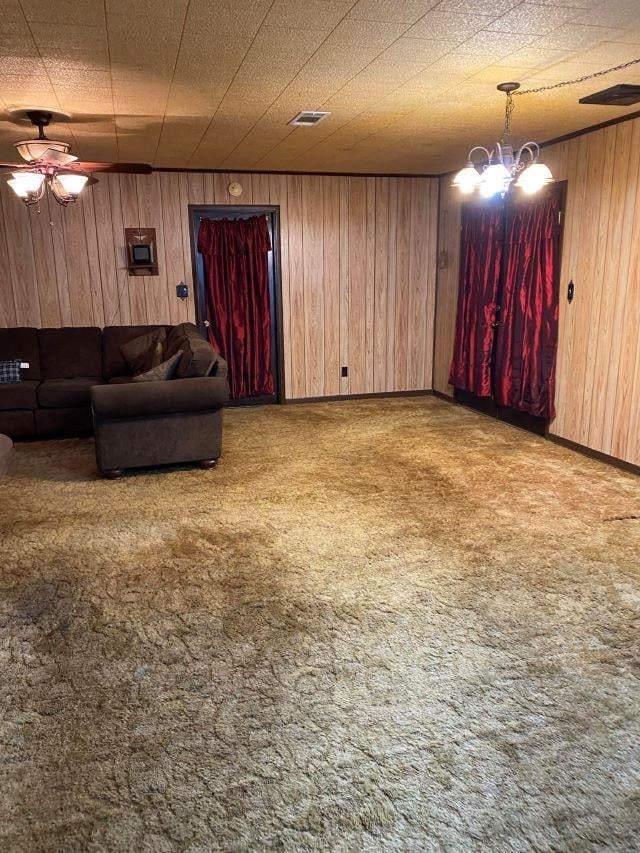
[0, 323, 229, 475]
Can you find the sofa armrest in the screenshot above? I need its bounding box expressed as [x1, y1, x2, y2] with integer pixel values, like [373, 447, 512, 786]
[212, 353, 228, 380]
[91, 376, 229, 419]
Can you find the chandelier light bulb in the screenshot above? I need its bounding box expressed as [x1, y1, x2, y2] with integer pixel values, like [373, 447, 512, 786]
[515, 161, 553, 195]
[452, 164, 481, 194]
[479, 162, 511, 197]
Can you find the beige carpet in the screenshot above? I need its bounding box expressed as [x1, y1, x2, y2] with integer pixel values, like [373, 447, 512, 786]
[1, 397, 639, 851]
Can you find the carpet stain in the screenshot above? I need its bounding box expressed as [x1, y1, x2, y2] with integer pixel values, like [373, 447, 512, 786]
[0, 397, 639, 851]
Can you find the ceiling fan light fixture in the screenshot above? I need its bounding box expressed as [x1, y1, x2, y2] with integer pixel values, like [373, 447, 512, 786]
[9, 171, 45, 194]
[56, 172, 89, 196]
[14, 138, 71, 162]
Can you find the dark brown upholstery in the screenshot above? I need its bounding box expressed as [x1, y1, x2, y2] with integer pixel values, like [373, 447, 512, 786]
[1, 323, 228, 474]
[0, 409, 35, 438]
[35, 407, 93, 436]
[94, 410, 223, 472]
[38, 377, 104, 408]
[0, 380, 39, 410]
[38, 327, 102, 379]
[0, 328, 41, 380]
[91, 376, 228, 418]
[102, 325, 169, 379]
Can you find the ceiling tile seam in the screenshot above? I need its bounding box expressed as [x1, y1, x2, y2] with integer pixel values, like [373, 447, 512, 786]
[103, 0, 119, 163]
[15, 0, 81, 155]
[250, 3, 472, 168]
[285, 0, 600, 166]
[252, 1, 534, 166]
[184, 0, 281, 167]
[152, 0, 193, 166]
[214, 0, 365, 168]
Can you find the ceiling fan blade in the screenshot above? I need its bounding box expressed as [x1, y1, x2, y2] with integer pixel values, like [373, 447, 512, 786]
[38, 148, 78, 166]
[73, 161, 153, 174]
[0, 162, 31, 170]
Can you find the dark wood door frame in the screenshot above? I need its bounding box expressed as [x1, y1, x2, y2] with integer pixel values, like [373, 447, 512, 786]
[188, 204, 285, 405]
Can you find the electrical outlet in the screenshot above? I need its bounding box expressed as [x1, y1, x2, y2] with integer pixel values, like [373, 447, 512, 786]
[341, 366, 348, 377]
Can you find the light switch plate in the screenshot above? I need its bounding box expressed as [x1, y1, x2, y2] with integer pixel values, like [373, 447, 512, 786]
[20, 362, 29, 369]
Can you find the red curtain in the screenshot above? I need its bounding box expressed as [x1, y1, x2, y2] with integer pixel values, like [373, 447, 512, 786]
[449, 202, 504, 396]
[197, 216, 274, 399]
[494, 191, 560, 418]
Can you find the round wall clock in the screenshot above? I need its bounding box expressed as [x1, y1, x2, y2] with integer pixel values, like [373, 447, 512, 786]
[228, 182, 243, 197]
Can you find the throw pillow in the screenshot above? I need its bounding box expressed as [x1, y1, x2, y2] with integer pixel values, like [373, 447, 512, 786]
[173, 335, 217, 379]
[0, 359, 22, 383]
[132, 350, 183, 383]
[120, 328, 166, 375]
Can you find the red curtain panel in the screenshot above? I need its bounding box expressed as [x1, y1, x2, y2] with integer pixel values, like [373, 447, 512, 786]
[197, 216, 274, 399]
[494, 191, 561, 418]
[449, 202, 504, 396]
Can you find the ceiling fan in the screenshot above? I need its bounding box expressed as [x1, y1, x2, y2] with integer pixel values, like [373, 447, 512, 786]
[1, 109, 152, 208]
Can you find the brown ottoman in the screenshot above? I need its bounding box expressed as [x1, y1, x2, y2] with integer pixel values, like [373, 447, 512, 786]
[0, 434, 12, 477]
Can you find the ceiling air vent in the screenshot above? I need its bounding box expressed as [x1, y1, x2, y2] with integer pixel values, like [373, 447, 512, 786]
[579, 84, 640, 106]
[288, 110, 330, 127]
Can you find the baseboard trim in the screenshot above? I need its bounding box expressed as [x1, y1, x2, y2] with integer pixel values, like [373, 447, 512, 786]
[432, 389, 454, 402]
[547, 434, 640, 477]
[284, 389, 433, 404]
[434, 391, 639, 476]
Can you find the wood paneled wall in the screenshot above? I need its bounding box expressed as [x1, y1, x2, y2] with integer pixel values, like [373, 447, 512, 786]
[0, 171, 438, 400]
[433, 115, 640, 467]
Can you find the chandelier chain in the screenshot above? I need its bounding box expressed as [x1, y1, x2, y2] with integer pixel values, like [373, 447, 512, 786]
[502, 91, 515, 143]
[513, 57, 640, 96]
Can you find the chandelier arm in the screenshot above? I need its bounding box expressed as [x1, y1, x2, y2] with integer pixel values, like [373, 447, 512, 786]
[515, 141, 539, 167]
[468, 145, 492, 165]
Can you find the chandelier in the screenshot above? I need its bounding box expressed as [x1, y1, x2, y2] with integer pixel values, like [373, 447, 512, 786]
[452, 82, 553, 198]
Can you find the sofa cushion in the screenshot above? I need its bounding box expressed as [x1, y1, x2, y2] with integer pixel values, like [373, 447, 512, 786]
[0, 328, 40, 380]
[120, 328, 166, 375]
[102, 325, 169, 379]
[108, 376, 133, 385]
[0, 380, 39, 410]
[38, 327, 102, 379]
[0, 409, 35, 438]
[38, 377, 104, 408]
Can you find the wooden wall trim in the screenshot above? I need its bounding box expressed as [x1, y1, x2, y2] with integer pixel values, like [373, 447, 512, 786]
[155, 167, 441, 179]
[285, 389, 433, 404]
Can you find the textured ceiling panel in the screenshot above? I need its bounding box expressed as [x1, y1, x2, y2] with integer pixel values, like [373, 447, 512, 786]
[0, 0, 638, 173]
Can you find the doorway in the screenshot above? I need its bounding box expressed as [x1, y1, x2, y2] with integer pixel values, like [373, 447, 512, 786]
[189, 204, 284, 406]
[451, 182, 566, 435]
